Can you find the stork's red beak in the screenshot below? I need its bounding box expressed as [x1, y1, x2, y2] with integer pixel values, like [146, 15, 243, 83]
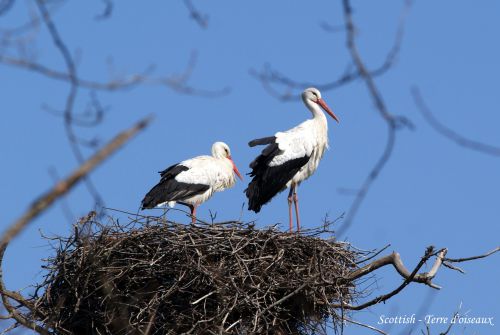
[317, 98, 339, 123]
[228, 156, 243, 181]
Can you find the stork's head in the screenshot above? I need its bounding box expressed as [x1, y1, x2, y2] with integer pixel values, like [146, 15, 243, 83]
[212, 142, 243, 180]
[302, 87, 339, 122]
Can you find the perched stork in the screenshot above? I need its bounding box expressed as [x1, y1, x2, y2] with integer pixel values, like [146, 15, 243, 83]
[245, 87, 339, 232]
[142, 142, 243, 222]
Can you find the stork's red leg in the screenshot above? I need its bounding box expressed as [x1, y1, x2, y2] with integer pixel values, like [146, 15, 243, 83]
[287, 187, 294, 232]
[186, 204, 197, 223]
[293, 186, 300, 233]
[191, 205, 197, 223]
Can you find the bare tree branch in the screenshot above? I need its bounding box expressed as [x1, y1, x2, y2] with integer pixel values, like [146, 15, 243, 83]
[443, 246, 500, 263]
[48, 166, 75, 224]
[184, 0, 208, 29]
[334, 245, 499, 312]
[0, 54, 156, 90]
[251, 0, 412, 101]
[336, 0, 414, 237]
[412, 86, 500, 157]
[337, 127, 396, 237]
[332, 247, 443, 311]
[0, 52, 230, 97]
[349, 247, 447, 289]
[35, 0, 106, 210]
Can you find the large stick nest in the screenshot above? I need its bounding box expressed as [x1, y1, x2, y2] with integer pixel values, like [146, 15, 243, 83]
[30, 214, 360, 335]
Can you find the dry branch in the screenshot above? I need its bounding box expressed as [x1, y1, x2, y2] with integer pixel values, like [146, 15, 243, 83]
[348, 247, 446, 289]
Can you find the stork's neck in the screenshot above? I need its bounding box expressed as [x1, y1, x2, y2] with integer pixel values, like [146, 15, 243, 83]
[303, 98, 328, 122]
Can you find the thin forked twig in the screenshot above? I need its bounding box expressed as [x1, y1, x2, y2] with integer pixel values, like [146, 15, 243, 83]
[443, 246, 500, 265]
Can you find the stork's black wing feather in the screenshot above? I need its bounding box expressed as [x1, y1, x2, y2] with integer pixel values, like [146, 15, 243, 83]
[159, 164, 188, 179]
[245, 141, 310, 213]
[142, 164, 210, 209]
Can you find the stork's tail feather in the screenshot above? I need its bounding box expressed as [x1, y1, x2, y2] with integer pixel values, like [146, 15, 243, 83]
[245, 176, 285, 213]
[248, 136, 276, 147]
[245, 182, 264, 213]
[245, 155, 310, 213]
[141, 184, 165, 210]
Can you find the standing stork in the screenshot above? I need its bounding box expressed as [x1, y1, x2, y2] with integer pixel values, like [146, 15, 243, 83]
[245, 87, 339, 232]
[142, 142, 243, 222]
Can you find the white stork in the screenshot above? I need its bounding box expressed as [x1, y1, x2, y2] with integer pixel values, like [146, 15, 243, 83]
[142, 142, 243, 222]
[245, 87, 339, 232]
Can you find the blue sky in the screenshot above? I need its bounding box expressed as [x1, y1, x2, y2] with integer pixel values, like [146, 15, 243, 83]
[1, 1, 499, 334]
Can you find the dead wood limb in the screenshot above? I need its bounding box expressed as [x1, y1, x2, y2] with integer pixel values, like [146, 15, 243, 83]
[0, 116, 152, 334]
[335, 245, 499, 312]
[332, 247, 439, 311]
[348, 247, 447, 289]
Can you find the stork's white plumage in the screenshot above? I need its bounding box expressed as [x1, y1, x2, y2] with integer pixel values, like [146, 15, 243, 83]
[245, 87, 339, 232]
[142, 142, 242, 222]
